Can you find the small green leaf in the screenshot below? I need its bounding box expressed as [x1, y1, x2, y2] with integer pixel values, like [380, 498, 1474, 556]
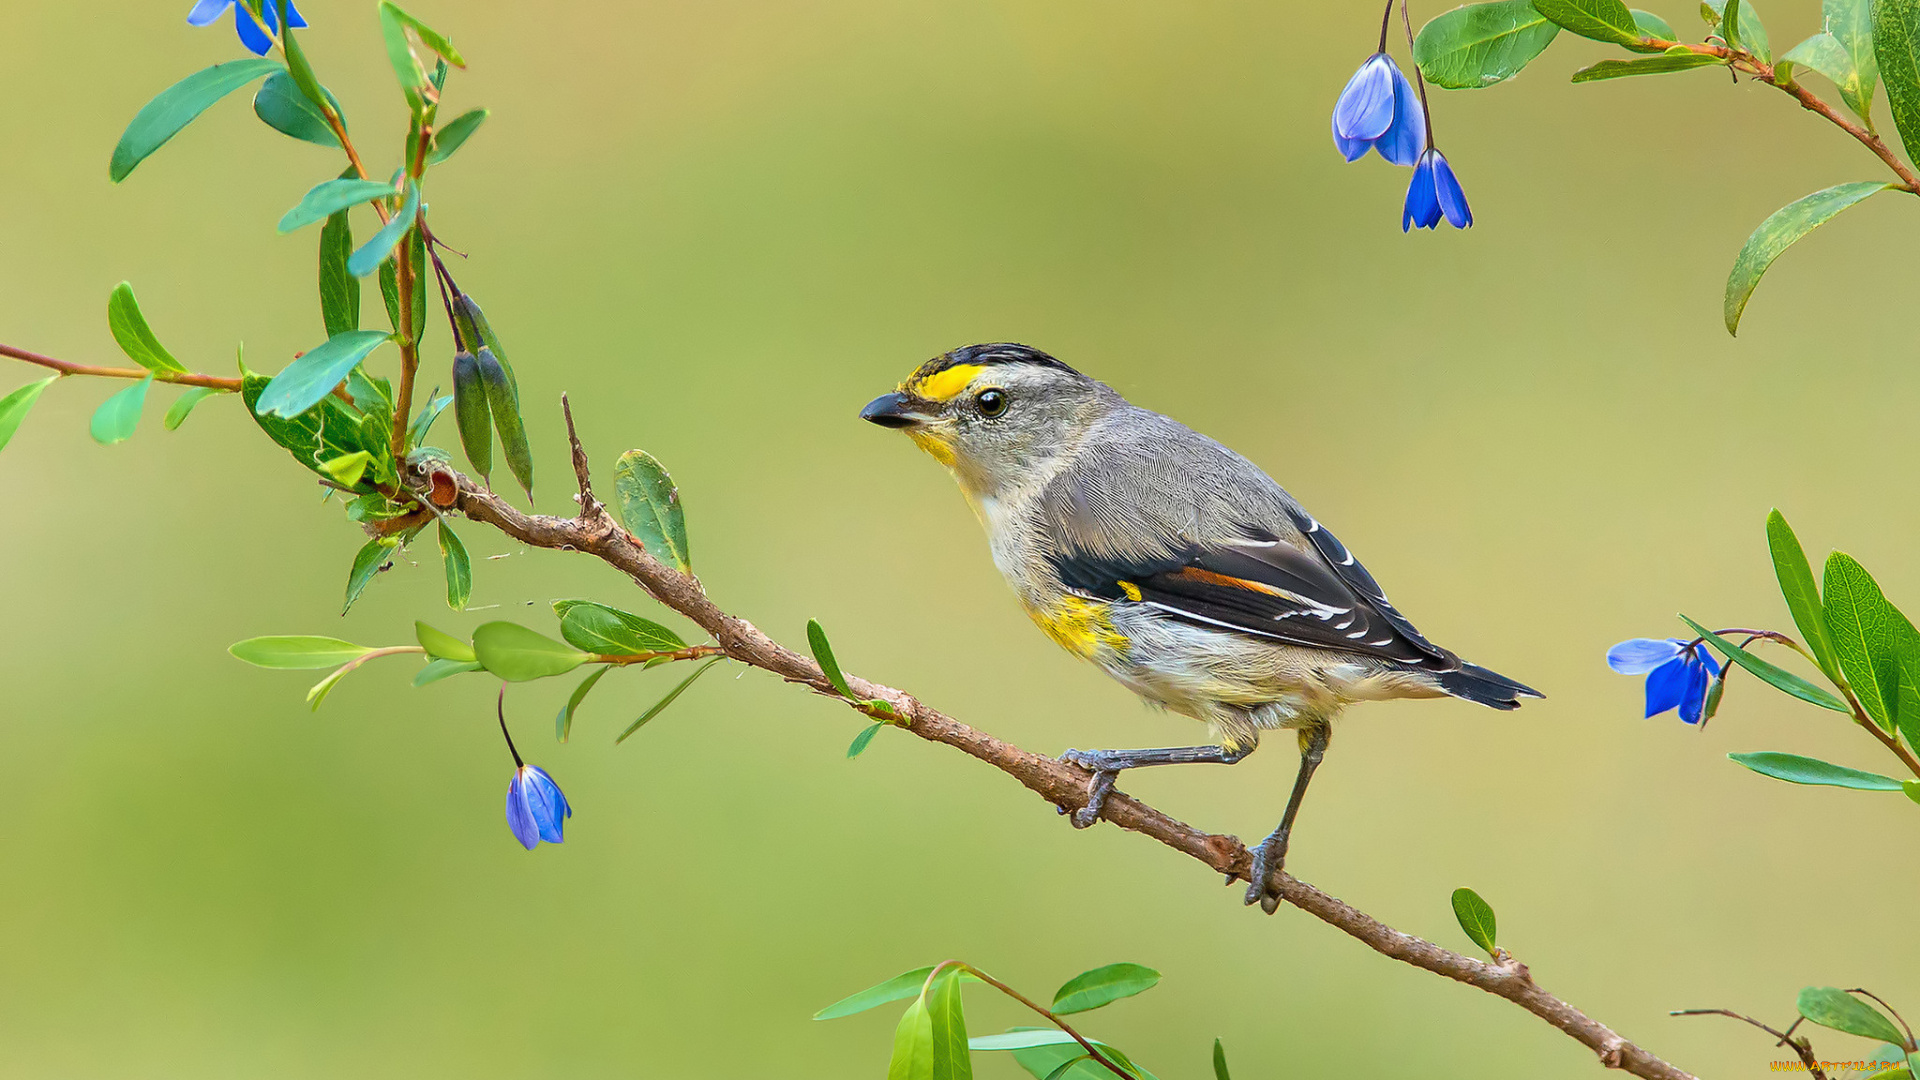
[848, 722, 884, 758]
[1450, 887, 1499, 953]
[1414, 0, 1561, 88]
[409, 392, 452, 446]
[413, 657, 482, 686]
[1632, 8, 1677, 36]
[927, 967, 972, 1080]
[1042, 1058, 1093, 1080]
[1728, 751, 1904, 790]
[428, 108, 488, 164]
[348, 182, 420, 278]
[1051, 964, 1161, 1015]
[452, 352, 492, 479]
[1798, 987, 1908, 1045]
[107, 283, 186, 373]
[109, 58, 283, 182]
[553, 599, 686, 654]
[0, 376, 57, 454]
[1725, 182, 1891, 334]
[1212, 1040, 1230, 1080]
[808, 618, 858, 699]
[90, 375, 152, 445]
[380, 2, 467, 67]
[888, 993, 936, 1080]
[252, 69, 344, 147]
[438, 520, 471, 610]
[163, 386, 220, 430]
[613, 449, 691, 573]
[254, 330, 392, 419]
[815, 967, 939, 1020]
[415, 621, 475, 661]
[971, 1032, 1087, 1051]
[241, 372, 387, 478]
[556, 666, 611, 742]
[344, 537, 399, 614]
[1784, 32, 1873, 119]
[320, 450, 372, 488]
[1876, 0, 1920, 166]
[1822, 0, 1880, 120]
[1571, 53, 1724, 79]
[230, 635, 373, 669]
[616, 657, 723, 743]
[473, 621, 591, 682]
[319, 196, 360, 338]
[306, 663, 357, 710]
[1825, 552, 1900, 730]
[1533, 0, 1652, 45]
[1680, 616, 1850, 713]
[474, 347, 532, 497]
[1767, 510, 1843, 684]
[1904, 779, 1920, 804]
[1009, 1036, 1120, 1080]
[1703, 0, 1769, 58]
[278, 178, 398, 234]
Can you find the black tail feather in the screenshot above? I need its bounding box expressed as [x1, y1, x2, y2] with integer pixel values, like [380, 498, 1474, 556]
[1436, 661, 1543, 711]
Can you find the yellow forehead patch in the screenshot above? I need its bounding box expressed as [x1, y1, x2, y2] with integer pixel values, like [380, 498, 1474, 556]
[909, 364, 985, 403]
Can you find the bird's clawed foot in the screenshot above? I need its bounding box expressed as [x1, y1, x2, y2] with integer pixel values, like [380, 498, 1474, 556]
[1243, 831, 1289, 914]
[1058, 748, 1124, 828]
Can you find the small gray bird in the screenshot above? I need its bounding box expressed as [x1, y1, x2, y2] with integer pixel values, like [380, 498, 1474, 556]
[861, 343, 1540, 912]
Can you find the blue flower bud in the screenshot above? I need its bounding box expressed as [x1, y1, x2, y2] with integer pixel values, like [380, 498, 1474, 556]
[505, 764, 572, 849]
[1403, 149, 1471, 231]
[1332, 53, 1425, 166]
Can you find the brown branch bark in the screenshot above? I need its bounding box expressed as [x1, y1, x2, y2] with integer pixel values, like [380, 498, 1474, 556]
[0, 342, 242, 390]
[401, 411, 1700, 1080]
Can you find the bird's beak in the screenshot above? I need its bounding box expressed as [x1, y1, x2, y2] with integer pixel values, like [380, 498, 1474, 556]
[860, 392, 932, 429]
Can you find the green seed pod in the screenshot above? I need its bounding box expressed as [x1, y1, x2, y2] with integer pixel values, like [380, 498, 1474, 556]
[457, 293, 519, 402]
[474, 346, 532, 497]
[451, 350, 492, 482]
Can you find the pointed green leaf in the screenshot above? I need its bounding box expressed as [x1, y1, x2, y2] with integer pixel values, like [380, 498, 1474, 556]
[972, 1032, 1086, 1051]
[556, 666, 611, 743]
[616, 657, 722, 743]
[1725, 182, 1891, 334]
[413, 658, 482, 686]
[889, 994, 936, 1080]
[1632, 8, 1677, 36]
[1009, 1037, 1114, 1080]
[1798, 987, 1908, 1044]
[230, 635, 373, 669]
[1784, 33, 1870, 117]
[473, 621, 591, 682]
[474, 347, 532, 496]
[408, 392, 452, 446]
[1873, 0, 1920, 163]
[1212, 1040, 1230, 1080]
[1413, 0, 1561, 88]
[278, 178, 398, 234]
[1450, 887, 1499, 953]
[254, 330, 392, 418]
[1050, 963, 1160, 1015]
[320, 450, 372, 488]
[163, 386, 221, 430]
[380, 2, 467, 67]
[1824, 0, 1880, 119]
[378, 4, 432, 114]
[90, 375, 152, 445]
[348, 182, 420, 278]
[815, 967, 939, 1020]
[0, 376, 57, 454]
[1533, 0, 1651, 45]
[613, 449, 691, 573]
[241, 372, 386, 477]
[107, 283, 186, 373]
[1824, 552, 1900, 730]
[1729, 751, 1904, 790]
[808, 619, 858, 699]
[306, 660, 359, 710]
[1904, 779, 1920, 804]
[344, 536, 399, 614]
[927, 967, 972, 1080]
[415, 621, 475, 661]
[1680, 616, 1850, 712]
[428, 108, 488, 164]
[1572, 53, 1725, 80]
[253, 69, 344, 147]
[109, 59, 283, 182]
[553, 599, 686, 654]
[1704, 0, 1769, 58]
[1767, 510, 1843, 684]
[319, 197, 360, 338]
[438, 520, 471, 609]
[848, 722, 884, 758]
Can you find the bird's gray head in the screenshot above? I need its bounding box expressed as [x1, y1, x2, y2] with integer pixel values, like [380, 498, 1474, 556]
[860, 344, 1116, 498]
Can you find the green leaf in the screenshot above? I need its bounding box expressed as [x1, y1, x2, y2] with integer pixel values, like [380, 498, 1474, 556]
[409, 393, 452, 446]
[1865, 1045, 1915, 1080]
[1051, 964, 1161, 1015]
[344, 537, 399, 614]
[926, 967, 972, 1080]
[306, 661, 358, 711]
[109, 58, 283, 182]
[321, 450, 372, 488]
[107, 283, 186, 373]
[438, 520, 471, 610]
[1767, 510, 1843, 684]
[613, 449, 691, 573]
[0, 376, 57, 454]
[1798, 987, 1908, 1045]
[616, 657, 723, 743]
[230, 635, 373, 669]
[1414, 0, 1561, 88]
[452, 353, 492, 479]
[278, 178, 398, 234]
[473, 621, 591, 682]
[428, 108, 488, 164]
[413, 658, 482, 686]
[378, 4, 432, 114]
[1450, 887, 1499, 953]
[1571, 53, 1725, 79]
[1729, 751, 1904, 790]
[1212, 1040, 1230, 1080]
[163, 386, 220, 430]
[1632, 8, 1677, 36]
[90, 375, 152, 445]
[1042, 1058, 1093, 1080]
[1679, 616, 1851, 712]
[1010, 1038, 1116, 1080]
[1784, 32, 1877, 120]
[252, 69, 344, 147]
[808, 619, 859, 699]
[1904, 779, 1920, 805]
[553, 599, 686, 654]
[1825, 552, 1901, 730]
[1825, 0, 1880, 119]
[319, 197, 359, 338]
[348, 182, 420, 278]
[815, 967, 938, 1020]
[1703, 0, 1769, 59]
[848, 722, 884, 758]
[254, 330, 392, 419]
[475, 347, 533, 497]
[1533, 0, 1652, 45]
[1724, 182, 1891, 335]
[415, 621, 475, 661]
[242, 372, 386, 480]
[556, 666, 611, 743]
[888, 994, 936, 1080]
[1875, 0, 1920, 163]
[972, 1032, 1087, 1052]
[381, 2, 467, 68]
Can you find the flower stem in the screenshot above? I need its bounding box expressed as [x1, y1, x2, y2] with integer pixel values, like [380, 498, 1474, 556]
[1377, 0, 1395, 53]
[1400, 0, 1435, 149]
[497, 683, 524, 769]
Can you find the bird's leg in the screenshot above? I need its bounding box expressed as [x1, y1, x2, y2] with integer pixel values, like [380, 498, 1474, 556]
[1057, 742, 1254, 828]
[1244, 722, 1330, 914]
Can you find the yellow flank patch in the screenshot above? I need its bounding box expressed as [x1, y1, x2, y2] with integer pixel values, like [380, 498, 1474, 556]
[910, 364, 984, 402]
[1030, 596, 1128, 660]
[1116, 580, 1142, 602]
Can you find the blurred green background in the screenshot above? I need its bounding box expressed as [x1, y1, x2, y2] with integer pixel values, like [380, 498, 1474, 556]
[1, 1, 1913, 1076]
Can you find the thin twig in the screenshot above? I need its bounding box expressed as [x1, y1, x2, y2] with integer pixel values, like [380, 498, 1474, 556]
[0, 342, 241, 390]
[957, 963, 1133, 1080]
[1671, 1009, 1826, 1079]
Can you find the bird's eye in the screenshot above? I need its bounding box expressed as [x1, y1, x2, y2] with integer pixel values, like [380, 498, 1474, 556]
[975, 389, 1009, 418]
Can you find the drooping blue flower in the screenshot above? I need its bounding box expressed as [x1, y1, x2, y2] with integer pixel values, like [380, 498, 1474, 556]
[1607, 638, 1722, 724]
[1331, 53, 1425, 166]
[505, 765, 572, 850]
[187, 0, 306, 56]
[1402, 148, 1472, 231]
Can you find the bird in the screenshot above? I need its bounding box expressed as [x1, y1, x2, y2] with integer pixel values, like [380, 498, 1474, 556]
[860, 343, 1541, 912]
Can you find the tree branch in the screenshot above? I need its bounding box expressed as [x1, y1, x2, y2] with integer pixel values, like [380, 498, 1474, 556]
[0, 342, 242, 391]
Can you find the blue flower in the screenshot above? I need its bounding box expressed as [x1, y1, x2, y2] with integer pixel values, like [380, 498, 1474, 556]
[1331, 53, 1425, 166]
[1403, 148, 1472, 231]
[1607, 638, 1722, 724]
[505, 765, 572, 850]
[187, 0, 306, 56]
